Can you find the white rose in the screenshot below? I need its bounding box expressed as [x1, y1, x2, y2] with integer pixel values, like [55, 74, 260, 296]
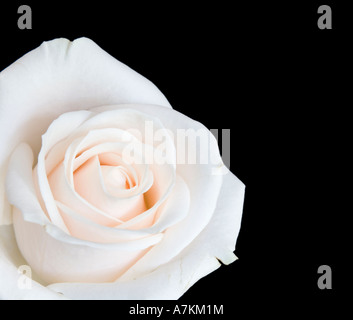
[0, 38, 245, 300]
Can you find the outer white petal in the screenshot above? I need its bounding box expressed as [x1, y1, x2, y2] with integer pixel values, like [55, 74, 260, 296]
[13, 208, 162, 284]
[6, 143, 48, 226]
[0, 37, 171, 224]
[0, 225, 67, 300]
[47, 170, 245, 299]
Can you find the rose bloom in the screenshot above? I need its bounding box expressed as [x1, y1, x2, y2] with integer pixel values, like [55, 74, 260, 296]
[0, 38, 245, 300]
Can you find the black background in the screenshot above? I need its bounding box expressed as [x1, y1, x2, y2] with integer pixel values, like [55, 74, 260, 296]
[0, 0, 349, 314]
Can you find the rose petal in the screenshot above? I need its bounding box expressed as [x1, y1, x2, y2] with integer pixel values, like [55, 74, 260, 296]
[54, 202, 153, 243]
[6, 143, 49, 226]
[67, 140, 152, 197]
[49, 251, 221, 300]
[72, 155, 147, 221]
[5, 143, 152, 244]
[48, 141, 155, 229]
[46, 169, 244, 299]
[49, 157, 125, 228]
[35, 111, 94, 232]
[53, 174, 189, 243]
[42, 103, 231, 298]
[5, 143, 164, 274]
[44, 108, 177, 232]
[13, 207, 162, 283]
[0, 225, 67, 300]
[39, 108, 176, 231]
[0, 37, 171, 224]
[120, 174, 188, 231]
[90, 103, 225, 279]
